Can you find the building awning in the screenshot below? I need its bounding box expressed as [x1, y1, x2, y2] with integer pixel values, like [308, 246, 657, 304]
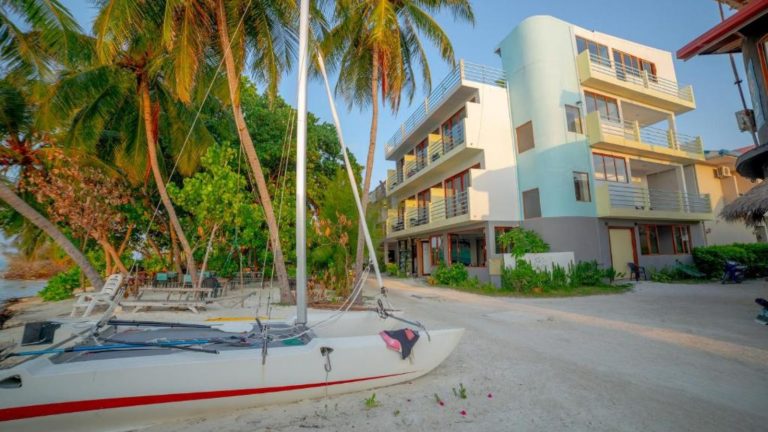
[677, 0, 768, 60]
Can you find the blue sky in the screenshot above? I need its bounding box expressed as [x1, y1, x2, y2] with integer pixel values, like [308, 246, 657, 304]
[61, 0, 750, 185]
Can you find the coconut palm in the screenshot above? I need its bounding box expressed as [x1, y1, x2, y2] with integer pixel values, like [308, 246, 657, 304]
[76, 0, 220, 286]
[161, 0, 298, 302]
[0, 79, 105, 289]
[324, 0, 474, 276]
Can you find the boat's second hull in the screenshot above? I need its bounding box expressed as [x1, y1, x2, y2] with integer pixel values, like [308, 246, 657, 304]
[0, 320, 463, 432]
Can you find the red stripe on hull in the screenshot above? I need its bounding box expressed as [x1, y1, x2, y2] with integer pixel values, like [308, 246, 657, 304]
[0, 372, 412, 421]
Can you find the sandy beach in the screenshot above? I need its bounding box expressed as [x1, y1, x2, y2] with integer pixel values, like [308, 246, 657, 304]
[2, 277, 768, 431]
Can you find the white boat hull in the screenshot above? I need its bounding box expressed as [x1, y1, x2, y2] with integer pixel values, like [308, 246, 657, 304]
[0, 313, 463, 431]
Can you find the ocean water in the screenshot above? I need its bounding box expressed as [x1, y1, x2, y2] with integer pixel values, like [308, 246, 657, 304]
[0, 254, 47, 303]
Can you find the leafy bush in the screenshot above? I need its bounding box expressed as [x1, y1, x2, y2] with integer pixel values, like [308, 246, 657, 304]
[497, 228, 549, 258]
[692, 244, 765, 278]
[432, 262, 469, 286]
[38, 266, 82, 301]
[385, 263, 402, 277]
[501, 260, 615, 293]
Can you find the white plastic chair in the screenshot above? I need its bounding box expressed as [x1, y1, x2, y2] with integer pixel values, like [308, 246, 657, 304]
[70, 274, 124, 317]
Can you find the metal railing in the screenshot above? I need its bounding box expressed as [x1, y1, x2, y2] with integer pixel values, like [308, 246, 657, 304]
[406, 207, 430, 227]
[599, 118, 703, 154]
[606, 183, 711, 214]
[587, 53, 694, 102]
[444, 190, 469, 219]
[390, 217, 405, 232]
[385, 60, 505, 157]
[386, 120, 467, 192]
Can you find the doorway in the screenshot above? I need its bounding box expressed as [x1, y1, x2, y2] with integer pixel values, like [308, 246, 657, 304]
[420, 241, 431, 275]
[608, 227, 637, 277]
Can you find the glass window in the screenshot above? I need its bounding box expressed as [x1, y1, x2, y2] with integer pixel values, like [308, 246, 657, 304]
[522, 188, 542, 219]
[515, 121, 535, 154]
[592, 153, 628, 183]
[430, 235, 444, 265]
[593, 154, 606, 181]
[573, 172, 591, 202]
[565, 105, 583, 133]
[673, 226, 691, 254]
[639, 225, 660, 255]
[584, 91, 620, 122]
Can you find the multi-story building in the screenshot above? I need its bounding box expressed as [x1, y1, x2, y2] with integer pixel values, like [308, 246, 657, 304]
[382, 15, 718, 283]
[497, 15, 713, 275]
[698, 148, 767, 244]
[382, 61, 518, 283]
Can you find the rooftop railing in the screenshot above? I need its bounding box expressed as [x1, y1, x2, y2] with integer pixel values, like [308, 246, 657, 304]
[384, 60, 505, 157]
[587, 53, 694, 102]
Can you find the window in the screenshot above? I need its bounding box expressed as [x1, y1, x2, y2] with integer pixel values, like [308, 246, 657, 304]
[639, 225, 659, 255]
[494, 227, 515, 254]
[584, 91, 620, 122]
[592, 153, 628, 183]
[522, 188, 541, 219]
[673, 225, 692, 254]
[573, 172, 591, 202]
[415, 139, 428, 169]
[613, 50, 657, 81]
[449, 233, 486, 267]
[444, 169, 471, 218]
[515, 121, 535, 154]
[576, 36, 610, 66]
[430, 235, 444, 265]
[640, 224, 693, 255]
[565, 105, 583, 133]
[442, 108, 466, 151]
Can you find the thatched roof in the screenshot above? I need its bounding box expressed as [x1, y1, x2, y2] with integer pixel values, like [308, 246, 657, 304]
[720, 180, 768, 226]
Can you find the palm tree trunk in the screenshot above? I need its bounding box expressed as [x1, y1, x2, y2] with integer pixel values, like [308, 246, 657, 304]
[138, 77, 199, 286]
[215, 0, 291, 303]
[104, 245, 113, 275]
[196, 223, 219, 289]
[354, 51, 380, 283]
[169, 223, 183, 276]
[0, 181, 104, 290]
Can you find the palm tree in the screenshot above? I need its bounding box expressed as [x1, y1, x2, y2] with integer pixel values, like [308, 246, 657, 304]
[162, 0, 297, 302]
[0, 1, 105, 289]
[324, 0, 474, 277]
[80, 0, 217, 286]
[0, 80, 105, 289]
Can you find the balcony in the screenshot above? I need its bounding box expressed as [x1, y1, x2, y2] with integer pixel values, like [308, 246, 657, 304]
[386, 189, 488, 239]
[385, 120, 483, 195]
[384, 61, 506, 160]
[595, 183, 713, 221]
[586, 112, 704, 163]
[577, 51, 695, 113]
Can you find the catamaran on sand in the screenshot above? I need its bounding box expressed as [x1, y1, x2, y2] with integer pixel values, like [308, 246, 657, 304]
[0, 2, 463, 430]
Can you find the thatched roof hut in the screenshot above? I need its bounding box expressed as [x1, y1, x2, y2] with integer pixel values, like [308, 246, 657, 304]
[720, 180, 768, 226]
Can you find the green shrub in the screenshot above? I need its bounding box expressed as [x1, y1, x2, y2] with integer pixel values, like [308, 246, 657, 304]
[497, 228, 550, 258]
[433, 262, 469, 286]
[568, 261, 605, 287]
[385, 263, 401, 277]
[501, 259, 615, 293]
[38, 266, 82, 301]
[692, 244, 757, 277]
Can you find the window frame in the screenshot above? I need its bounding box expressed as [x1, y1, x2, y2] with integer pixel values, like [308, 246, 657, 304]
[584, 91, 621, 122]
[592, 153, 628, 183]
[573, 171, 591, 202]
[430, 235, 444, 266]
[515, 121, 535, 154]
[522, 188, 542, 219]
[576, 36, 611, 66]
[613, 49, 657, 81]
[565, 104, 584, 134]
[639, 224, 693, 256]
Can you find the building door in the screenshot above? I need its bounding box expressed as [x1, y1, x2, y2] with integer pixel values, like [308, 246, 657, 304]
[420, 241, 431, 275]
[608, 227, 636, 277]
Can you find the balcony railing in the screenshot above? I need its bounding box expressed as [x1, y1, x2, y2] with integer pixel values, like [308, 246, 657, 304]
[606, 183, 711, 214]
[599, 118, 703, 154]
[406, 207, 430, 227]
[390, 217, 405, 233]
[386, 190, 471, 237]
[587, 53, 694, 102]
[443, 190, 470, 219]
[386, 120, 467, 192]
[384, 60, 505, 157]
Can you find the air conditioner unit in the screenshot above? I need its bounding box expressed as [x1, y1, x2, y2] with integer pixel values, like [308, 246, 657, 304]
[716, 166, 732, 178]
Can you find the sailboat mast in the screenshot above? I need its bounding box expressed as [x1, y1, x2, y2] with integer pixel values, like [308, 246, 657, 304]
[295, 0, 310, 326]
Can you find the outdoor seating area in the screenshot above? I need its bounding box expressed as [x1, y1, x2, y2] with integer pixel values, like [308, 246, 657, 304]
[118, 270, 267, 314]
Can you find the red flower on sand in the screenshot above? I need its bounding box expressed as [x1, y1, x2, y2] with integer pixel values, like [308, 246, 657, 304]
[460, 410, 467, 416]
